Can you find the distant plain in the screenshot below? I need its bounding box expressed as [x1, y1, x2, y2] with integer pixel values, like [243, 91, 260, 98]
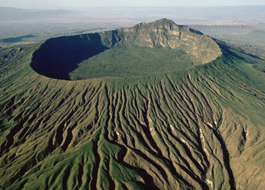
[1, 6, 265, 58]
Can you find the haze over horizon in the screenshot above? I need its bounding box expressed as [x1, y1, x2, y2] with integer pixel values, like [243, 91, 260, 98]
[0, 0, 265, 9]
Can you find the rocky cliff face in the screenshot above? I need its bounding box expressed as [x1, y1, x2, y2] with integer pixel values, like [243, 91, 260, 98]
[100, 18, 222, 64]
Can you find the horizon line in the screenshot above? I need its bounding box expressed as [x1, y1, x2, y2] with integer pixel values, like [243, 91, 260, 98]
[1, 5, 265, 10]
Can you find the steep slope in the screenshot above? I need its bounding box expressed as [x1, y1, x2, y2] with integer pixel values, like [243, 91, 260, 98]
[101, 18, 221, 63]
[1, 19, 265, 190]
[31, 19, 221, 80]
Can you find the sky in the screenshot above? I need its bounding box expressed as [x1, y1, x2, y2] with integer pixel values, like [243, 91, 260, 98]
[0, 0, 265, 9]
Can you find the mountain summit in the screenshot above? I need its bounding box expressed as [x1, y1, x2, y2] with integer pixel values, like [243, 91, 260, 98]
[107, 18, 222, 62]
[31, 19, 222, 80]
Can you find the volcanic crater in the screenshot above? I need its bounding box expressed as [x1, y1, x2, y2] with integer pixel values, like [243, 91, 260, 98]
[31, 18, 222, 80]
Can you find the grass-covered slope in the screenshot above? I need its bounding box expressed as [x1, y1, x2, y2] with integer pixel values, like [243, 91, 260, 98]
[1, 22, 265, 190]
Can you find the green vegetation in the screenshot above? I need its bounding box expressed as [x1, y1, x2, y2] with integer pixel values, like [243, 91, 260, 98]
[70, 46, 199, 80]
[1, 19, 265, 190]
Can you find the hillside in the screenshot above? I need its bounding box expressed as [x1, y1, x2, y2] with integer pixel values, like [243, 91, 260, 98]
[1, 19, 265, 190]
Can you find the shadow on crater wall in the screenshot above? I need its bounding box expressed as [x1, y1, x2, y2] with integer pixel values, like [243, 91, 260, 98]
[31, 33, 108, 80]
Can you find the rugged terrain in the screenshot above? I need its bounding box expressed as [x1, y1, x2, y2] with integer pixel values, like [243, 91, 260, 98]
[1, 19, 265, 190]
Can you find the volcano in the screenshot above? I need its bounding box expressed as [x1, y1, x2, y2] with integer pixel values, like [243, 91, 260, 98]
[1, 19, 265, 190]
